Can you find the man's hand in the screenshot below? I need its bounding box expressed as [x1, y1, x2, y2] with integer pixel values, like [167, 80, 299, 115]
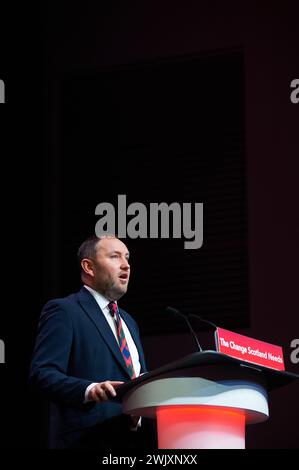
[88, 381, 124, 403]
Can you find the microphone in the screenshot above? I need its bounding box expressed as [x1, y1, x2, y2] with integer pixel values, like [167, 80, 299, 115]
[188, 314, 218, 350]
[166, 306, 203, 352]
[188, 314, 218, 330]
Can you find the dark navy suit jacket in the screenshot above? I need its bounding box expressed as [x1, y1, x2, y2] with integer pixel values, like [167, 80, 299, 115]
[29, 286, 147, 448]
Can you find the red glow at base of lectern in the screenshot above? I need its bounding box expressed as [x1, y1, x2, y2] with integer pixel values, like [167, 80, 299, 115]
[157, 405, 245, 449]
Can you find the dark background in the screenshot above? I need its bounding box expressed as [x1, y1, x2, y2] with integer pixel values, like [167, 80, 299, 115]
[1, 0, 298, 450]
[57, 49, 248, 335]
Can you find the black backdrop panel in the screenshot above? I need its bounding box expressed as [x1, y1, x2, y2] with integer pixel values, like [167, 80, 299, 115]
[54, 50, 247, 335]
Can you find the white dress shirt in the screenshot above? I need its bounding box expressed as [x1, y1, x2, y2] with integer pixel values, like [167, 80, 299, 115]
[83, 285, 141, 401]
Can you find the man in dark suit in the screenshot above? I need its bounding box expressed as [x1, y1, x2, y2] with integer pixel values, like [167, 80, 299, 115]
[29, 235, 154, 449]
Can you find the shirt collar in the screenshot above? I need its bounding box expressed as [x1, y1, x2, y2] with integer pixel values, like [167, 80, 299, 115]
[83, 285, 118, 311]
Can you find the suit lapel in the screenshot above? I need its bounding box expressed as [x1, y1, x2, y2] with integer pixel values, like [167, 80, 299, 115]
[77, 287, 132, 378]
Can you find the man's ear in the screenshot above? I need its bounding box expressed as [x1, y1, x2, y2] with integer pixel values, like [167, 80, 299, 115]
[81, 258, 95, 277]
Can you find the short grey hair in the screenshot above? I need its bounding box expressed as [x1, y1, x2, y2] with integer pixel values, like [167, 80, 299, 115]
[77, 234, 117, 270]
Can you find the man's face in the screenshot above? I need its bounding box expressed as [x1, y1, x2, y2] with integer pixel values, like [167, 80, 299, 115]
[91, 237, 130, 301]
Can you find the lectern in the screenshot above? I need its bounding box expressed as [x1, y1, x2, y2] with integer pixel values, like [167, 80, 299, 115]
[116, 351, 299, 449]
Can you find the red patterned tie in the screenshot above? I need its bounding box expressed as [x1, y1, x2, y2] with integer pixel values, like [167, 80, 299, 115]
[108, 301, 136, 379]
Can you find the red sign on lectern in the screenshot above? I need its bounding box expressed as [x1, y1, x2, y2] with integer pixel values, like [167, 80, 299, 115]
[216, 328, 285, 371]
